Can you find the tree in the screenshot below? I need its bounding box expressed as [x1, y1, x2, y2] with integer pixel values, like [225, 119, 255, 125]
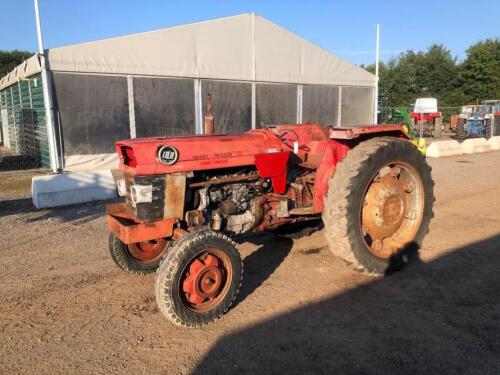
[459, 39, 500, 102]
[365, 40, 500, 109]
[420, 44, 459, 103]
[0, 50, 34, 78]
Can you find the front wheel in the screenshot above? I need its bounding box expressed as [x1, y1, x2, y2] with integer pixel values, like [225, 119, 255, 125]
[155, 230, 242, 327]
[322, 137, 434, 275]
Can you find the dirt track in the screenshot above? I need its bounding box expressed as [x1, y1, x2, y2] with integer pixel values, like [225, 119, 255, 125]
[1, 151, 499, 374]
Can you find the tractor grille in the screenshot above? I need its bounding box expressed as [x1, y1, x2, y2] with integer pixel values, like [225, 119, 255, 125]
[125, 174, 165, 222]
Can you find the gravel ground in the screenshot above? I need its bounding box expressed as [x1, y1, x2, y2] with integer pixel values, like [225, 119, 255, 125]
[0, 151, 499, 374]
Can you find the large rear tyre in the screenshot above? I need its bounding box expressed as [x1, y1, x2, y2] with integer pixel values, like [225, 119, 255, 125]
[485, 119, 492, 139]
[433, 117, 442, 138]
[409, 118, 416, 134]
[109, 234, 170, 274]
[155, 230, 242, 327]
[322, 137, 434, 275]
[456, 118, 466, 141]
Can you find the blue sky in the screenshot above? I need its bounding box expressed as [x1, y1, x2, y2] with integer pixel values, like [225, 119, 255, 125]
[1, 0, 498, 65]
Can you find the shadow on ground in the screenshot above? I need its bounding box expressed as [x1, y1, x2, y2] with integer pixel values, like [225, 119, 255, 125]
[0, 197, 106, 224]
[195, 234, 500, 374]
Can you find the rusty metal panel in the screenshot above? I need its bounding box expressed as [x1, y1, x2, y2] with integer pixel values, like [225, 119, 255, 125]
[107, 214, 175, 244]
[164, 173, 186, 219]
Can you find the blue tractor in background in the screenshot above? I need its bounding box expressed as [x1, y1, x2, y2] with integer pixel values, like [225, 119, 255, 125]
[455, 104, 492, 141]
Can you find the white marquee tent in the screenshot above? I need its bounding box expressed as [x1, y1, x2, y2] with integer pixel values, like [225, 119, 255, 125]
[0, 13, 376, 171]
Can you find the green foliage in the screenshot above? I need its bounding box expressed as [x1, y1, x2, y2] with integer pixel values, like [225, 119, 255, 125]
[0, 50, 34, 78]
[459, 39, 500, 102]
[366, 39, 500, 109]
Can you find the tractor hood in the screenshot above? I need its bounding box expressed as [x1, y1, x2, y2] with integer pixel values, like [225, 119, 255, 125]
[115, 130, 286, 175]
[115, 123, 406, 176]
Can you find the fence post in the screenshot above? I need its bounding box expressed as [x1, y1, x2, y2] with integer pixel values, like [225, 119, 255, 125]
[251, 82, 256, 129]
[194, 79, 203, 134]
[296, 84, 303, 124]
[127, 76, 136, 139]
[337, 87, 342, 127]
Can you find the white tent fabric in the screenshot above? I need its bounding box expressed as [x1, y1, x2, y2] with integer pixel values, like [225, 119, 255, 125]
[44, 13, 375, 87]
[1, 14, 375, 91]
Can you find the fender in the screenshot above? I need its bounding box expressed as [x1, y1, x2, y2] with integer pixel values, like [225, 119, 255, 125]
[313, 125, 410, 213]
[312, 140, 350, 213]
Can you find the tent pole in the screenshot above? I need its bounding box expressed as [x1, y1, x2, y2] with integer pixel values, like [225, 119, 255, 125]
[34, 0, 60, 173]
[374, 24, 380, 124]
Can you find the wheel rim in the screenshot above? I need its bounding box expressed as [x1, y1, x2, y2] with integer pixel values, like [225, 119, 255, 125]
[127, 239, 168, 263]
[360, 162, 424, 258]
[180, 249, 232, 312]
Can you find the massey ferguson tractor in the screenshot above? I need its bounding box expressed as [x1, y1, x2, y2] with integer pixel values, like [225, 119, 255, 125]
[106, 122, 434, 327]
[409, 98, 443, 138]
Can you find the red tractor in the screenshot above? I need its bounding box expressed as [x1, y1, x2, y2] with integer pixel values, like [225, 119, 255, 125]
[107, 123, 434, 327]
[409, 98, 443, 138]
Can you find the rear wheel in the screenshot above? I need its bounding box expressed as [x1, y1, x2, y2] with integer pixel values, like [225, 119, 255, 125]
[433, 117, 442, 138]
[109, 234, 169, 274]
[155, 230, 242, 327]
[409, 118, 416, 134]
[485, 119, 492, 139]
[456, 118, 466, 141]
[322, 137, 434, 275]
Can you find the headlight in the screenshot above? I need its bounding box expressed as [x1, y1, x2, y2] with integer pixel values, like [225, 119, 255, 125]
[116, 179, 127, 197]
[130, 184, 153, 205]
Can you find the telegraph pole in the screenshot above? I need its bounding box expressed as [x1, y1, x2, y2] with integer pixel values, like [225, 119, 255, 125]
[34, 0, 60, 172]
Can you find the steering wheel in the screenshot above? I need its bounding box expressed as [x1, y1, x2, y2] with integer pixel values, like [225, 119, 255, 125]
[275, 128, 300, 151]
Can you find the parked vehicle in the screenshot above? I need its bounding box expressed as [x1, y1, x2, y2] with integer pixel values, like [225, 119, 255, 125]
[455, 104, 492, 140]
[106, 123, 434, 327]
[409, 98, 443, 138]
[483, 100, 500, 136]
[450, 105, 476, 131]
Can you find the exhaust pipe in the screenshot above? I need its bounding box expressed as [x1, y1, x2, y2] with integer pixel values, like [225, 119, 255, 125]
[204, 93, 214, 135]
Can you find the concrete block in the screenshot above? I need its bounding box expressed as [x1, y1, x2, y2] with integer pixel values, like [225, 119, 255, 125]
[425, 140, 463, 158]
[64, 153, 119, 172]
[487, 136, 500, 150]
[461, 138, 491, 154]
[32, 170, 117, 208]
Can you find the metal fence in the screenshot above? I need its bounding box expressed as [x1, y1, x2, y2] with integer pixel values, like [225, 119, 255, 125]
[0, 74, 50, 171]
[378, 106, 500, 138]
[378, 106, 463, 125]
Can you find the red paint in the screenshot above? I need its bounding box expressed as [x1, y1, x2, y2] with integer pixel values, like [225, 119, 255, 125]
[110, 123, 412, 242]
[121, 146, 137, 168]
[254, 151, 290, 194]
[312, 140, 351, 212]
[409, 112, 442, 124]
[107, 203, 175, 244]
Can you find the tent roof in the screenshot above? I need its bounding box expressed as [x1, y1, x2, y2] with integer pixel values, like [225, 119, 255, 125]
[0, 14, 375, 91]
[0, 54, 41, 91]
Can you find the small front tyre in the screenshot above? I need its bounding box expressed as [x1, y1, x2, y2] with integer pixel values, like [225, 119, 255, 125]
[155, 230, 242, 327]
